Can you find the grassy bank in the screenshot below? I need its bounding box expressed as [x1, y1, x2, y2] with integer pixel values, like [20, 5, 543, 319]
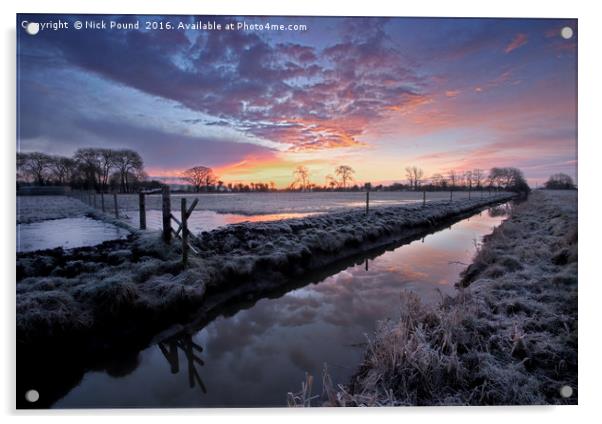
[320, 190, 576, 406]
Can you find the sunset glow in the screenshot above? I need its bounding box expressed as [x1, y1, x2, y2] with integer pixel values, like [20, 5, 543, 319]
[17, 15, 577, 188]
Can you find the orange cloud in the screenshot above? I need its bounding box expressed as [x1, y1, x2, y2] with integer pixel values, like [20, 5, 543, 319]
[505, 34, 528, 53]
[445, 90, 460, 98]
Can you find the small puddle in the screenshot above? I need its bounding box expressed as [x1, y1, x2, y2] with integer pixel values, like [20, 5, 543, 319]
[17, 217, 130, 252]
[47, 203, 511, 408]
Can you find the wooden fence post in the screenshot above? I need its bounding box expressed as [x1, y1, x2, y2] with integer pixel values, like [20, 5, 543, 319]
[181, 198, 188, 266]
[93, 193, 97, 208]
[423, 190, 426, 207]
[101, 192, 105, 212]
[468, 187, 471, 200]
[162, 185, 171, 243]
[113, 193, 119, 219]
[364, 182, 371, 215]
[139, 192, 146, 230]
[450, 190, 453, 202]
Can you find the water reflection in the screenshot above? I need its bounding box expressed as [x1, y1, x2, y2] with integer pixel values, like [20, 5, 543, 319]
[27, 204, 510, 408]
[125, 210, 319, 234]
[158, 334, 207, 394]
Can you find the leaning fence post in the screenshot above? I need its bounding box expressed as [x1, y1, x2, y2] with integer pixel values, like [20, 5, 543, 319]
[450, 190, 453, 203]
[181, 198, 188, 266]
[113, 193, 119, 219]
[139, 192, 146, 230]
[101, 191, 105, 212]
[423, 190, 426, 207]
[162, 185, 171, 243]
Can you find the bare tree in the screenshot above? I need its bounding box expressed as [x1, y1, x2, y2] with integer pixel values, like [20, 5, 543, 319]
[74, 148, 103, 189]
[182, 166, 216, 192]
[48, 156, 76, 184]
[448, 170, 458, 190]
[18, 152, 52, 184]
[472, 168, 485, 189]
[405, 166, 424, 190]
[335, 165, 355, 189]
[97, 149, 116, 192]
[17, 153, 29, 182]
[113, 149, 144, 193]
[292, 165, 310, 191]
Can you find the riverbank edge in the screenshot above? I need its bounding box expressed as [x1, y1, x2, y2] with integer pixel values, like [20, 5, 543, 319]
[321, 190, 577, 406]
[16, 194, 514, 356]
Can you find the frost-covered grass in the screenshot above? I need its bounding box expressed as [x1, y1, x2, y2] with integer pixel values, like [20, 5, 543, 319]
[16, 194, 512, 351]
[17, 195, 93, 224]
[319, 190, 577, 406]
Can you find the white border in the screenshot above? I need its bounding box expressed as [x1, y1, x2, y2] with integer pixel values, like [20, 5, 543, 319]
[2, 1, 599, 423]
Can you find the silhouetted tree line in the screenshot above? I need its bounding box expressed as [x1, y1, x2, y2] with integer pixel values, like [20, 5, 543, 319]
[16, 148, 155, 193]
[285, 164, 531, 194]
[19, 151, 536, 195]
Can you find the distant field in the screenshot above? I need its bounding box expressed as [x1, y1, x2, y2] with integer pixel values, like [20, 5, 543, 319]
[107, 190, 492, 215]
[17, 195, 91, 224]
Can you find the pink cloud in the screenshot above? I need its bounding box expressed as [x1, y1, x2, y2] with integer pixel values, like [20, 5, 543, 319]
[505, 33, 528, 53]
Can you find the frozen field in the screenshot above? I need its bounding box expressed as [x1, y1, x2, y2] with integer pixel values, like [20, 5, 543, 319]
[17, 217, 130, 253]
[16, 191, 503, 251]
[110, 190, 491, 215]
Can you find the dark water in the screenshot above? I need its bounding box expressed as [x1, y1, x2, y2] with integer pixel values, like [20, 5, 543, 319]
[33, 204, 510, 408]
[17, 217, 130, 252]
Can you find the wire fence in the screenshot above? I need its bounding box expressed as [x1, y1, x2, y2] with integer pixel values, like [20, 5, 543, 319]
[69, 187, 502, 232]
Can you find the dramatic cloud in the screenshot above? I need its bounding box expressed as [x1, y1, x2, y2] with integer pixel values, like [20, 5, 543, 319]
[19, 15, 428, 152]
[17, 15, 577, 185]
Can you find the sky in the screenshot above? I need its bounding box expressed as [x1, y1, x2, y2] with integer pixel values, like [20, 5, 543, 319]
[17, 14, 577, 188]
